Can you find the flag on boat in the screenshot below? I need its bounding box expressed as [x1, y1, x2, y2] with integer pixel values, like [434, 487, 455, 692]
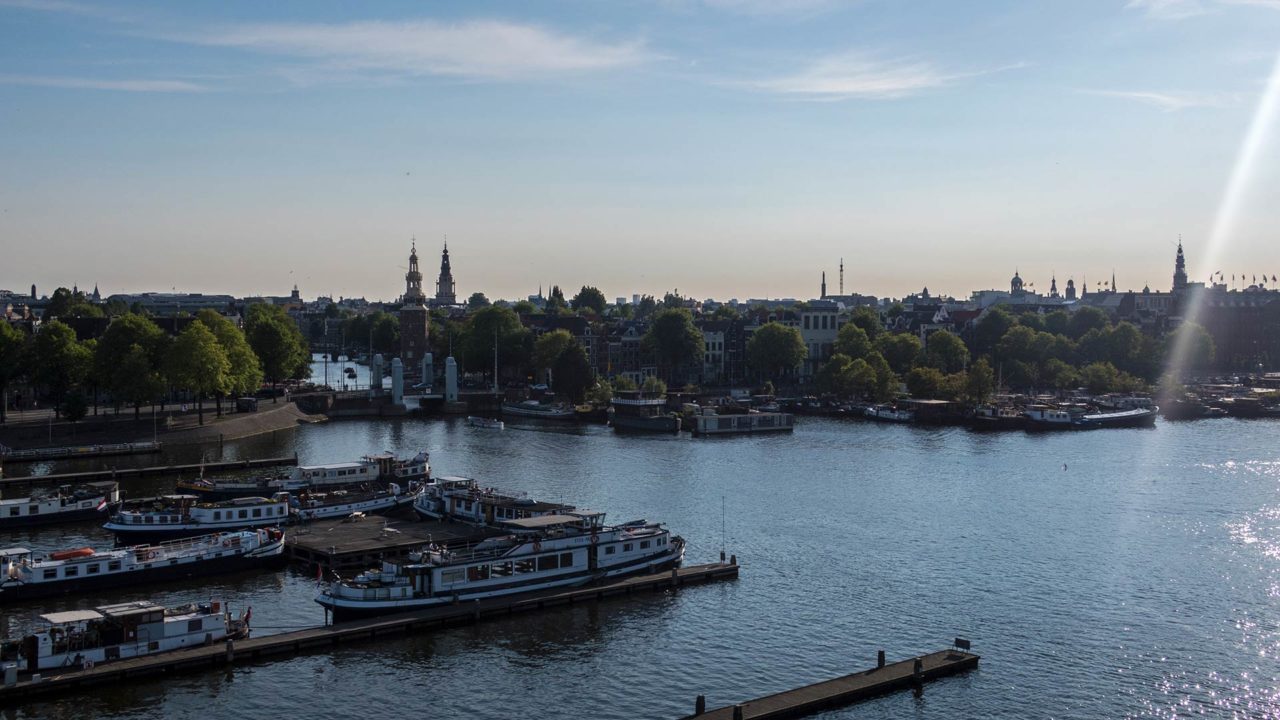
[95, 498, 108, 512]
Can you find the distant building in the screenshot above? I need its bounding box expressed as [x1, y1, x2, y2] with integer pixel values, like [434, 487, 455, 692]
[432, 242, 457, 307]
[400, 241, 431, 366]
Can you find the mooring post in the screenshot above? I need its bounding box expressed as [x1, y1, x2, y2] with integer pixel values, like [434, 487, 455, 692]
[878, 649, 885, 668]
[732, 704, 744, 720]
[671, 567, 678, 587]
[225, 638, 234, 663]
[913, 656, 924, 695]
[473, 599, 481, 621]
[695, 695, 706, 715]
[720, 550, 726, 562]
[730, 554, 736, 566]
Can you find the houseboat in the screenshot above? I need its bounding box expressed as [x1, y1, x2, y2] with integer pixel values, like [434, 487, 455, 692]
[177, 452, 429, 500]
[864, 405, 915, 423]
[609, 391, 681, 433]
[969, 405, 1026, 431]
[316, 511, 683, 621]
[691, 409, 794, 436]
[1022, 405, 1081, 430]
[412, 477, 573, 526]
[1, 599, 249, 672]
[0, 482, 119, 528]
[291, 484, 407, 522]
[104, 495, 289, 543]
[501, 400, 578, 421]
[1075, 406, 1159, 429]
[0, 529, 285, 602]
[467, 416, 505, 430]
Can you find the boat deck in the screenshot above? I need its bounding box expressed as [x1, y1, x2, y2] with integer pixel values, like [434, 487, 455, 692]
[285, 512, 500, 569]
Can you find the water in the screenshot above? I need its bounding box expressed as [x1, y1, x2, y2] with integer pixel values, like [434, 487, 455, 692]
[7, 417, 1279, 718]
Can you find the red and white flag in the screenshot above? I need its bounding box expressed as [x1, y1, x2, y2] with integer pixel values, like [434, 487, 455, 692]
[95, 498, 108, 512]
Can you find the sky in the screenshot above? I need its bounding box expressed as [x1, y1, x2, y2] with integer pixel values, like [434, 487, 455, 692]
[2, 0, 1280, 304]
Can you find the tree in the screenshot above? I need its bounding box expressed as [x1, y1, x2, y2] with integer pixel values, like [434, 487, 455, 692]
[995, 325, 1038, 365]
[586, 377, 614, 406]
[712, 305, 740, 321]
[45, 287, 103, 320]
[865, 351, 897, 401]
[0, 322, 26, 423]
[551, 341, 593, 403]
[1166, 321, 1215, 376]
[370, 312, 400, 356]
[165, 321, 229, 425]
[906, 367, 946, 399]
[641, 376, 667, 395]
[61, 391, 89, 427]
[27, 320, 92, 416]
[972, 306, 1014, 357]
[546, 285, 568, 313]
[746, 322, 806, 384]
[114, 343, 165, 420]
[1040, 358, 1078, 390]
[849, 306, 882, 342]
[466, 292, 491, 310]
[94, 314, 167, 418]
[1067, 307, 1109, 340]
[964, 357, 995, 404]
[612, 376, 638, 392]
[834, 323, 872, 361]
[875, 332, 922, 375]
[571, 286, 607, 315]
[463, 306, 530, 382]
[324, 302, 340, 319]
[244, 304, 309, 401]
[814, 353, 872, 398]
[635, 295, 657, 320]
[642, 308, 705, 385]
[197, 310, 263, 417]
[924, 330, 968, 373]
[511, 300, 536, 315]
[1080, 361, 1120, 395]
[1043, 310, 1070, 336]
[533, 330, 577, 383]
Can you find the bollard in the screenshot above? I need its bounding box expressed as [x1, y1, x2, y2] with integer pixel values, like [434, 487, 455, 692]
[695, 695, 706, 715]
[729, 554, 736, 566]
[720, 550, 726, 562]
[732, 705, 744, 720]
[473, 599, 481, 621]
[671, 567, 678, 586]
[225, 638, 235, 663]
[877, 649, 885, 668]
[913, 657, 923, 676]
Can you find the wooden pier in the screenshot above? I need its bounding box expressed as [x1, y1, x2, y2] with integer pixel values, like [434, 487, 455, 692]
[0, 456, 297, 489]
[0, 560, 739, 705]
[285, 515, 500, 569]
[0, 441, 162, 464]
[681, 648, 980, 720]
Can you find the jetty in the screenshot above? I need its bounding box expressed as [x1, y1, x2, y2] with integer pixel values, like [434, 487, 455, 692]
[0, 441, 162, 464]
[285, 515, 500, 569]
[0, 456, 297, 490]
[0, 560, 740, 705]
[681, 646, 980, 719]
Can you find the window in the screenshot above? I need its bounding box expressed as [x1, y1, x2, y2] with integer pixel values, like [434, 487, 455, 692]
[559, 552, 573, 567]
[87, 564, 100, 575]
[108, 560, 122, 571]
[467, 565, 490, 581]
[145, 516, 154, 524]
[8, 508, 17, 517]
[440, 569, 465, 584]
[64, 566, 78, 577]
[187, 619, 202, 632]
[490, 561, 513, 577]
[28, 505, 38, 515]
[238, 510, 247, 519]
[605, 546, 616, 555]
[803, 316, 810, 329]
[515, 559, 535, 573]
[640, 540, 651, 549]
[252, 509, 262, 518]
[43, 569, 57, 580]
[623, 543, 633, 552]
[213, 511, 222, 520]
[537, 555, 558, 571]
[278, 506, 285, 515]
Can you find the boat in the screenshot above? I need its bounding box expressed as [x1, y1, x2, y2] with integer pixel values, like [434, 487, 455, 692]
[412, 477, 574, 526]
[1074, 406, 1159, 429]
[177, 452, 429, 500]
[0, 599, 249, 672]
[1160, 397, 1227, 421]
[103, 495, 289, 542]
[969, 405, 1025, 431]
[0, 482, 119, 528]
[500, 400, 578, 421]
[316, 511, 684, 622]
[467, 416, 505, 430]
[691, 408, 794, 436]
[863, 405, 915, 424]
[291, 484, 407, 522]
[0, 529, 285, 602]
[609, 391, 681, 433]
[1022, 405, 1081, 430]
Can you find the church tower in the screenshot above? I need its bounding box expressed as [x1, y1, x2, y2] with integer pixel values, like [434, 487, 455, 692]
[434, 242, 457, 306]
[820, 272, 827, 299]
[1173, 239, 1188, 293]
[1049, 275, 1059, 299]
[400, 240, 430, 367]
[1010, 269, 1025, 295]
[1065, 277, 1076, 301]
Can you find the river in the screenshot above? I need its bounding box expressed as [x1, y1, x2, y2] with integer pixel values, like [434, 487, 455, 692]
[5, 415, 1278, 718]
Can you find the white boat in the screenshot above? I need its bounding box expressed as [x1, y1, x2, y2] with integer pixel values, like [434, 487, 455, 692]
[316, 511, 684, 621]
[0, 529, 285, 602]
[0, 482, 119, 528]
[692, 409, 794, 436]
[1, 599, 249, 672]
[863, 405, 915, 423]
[501, 401, 577, 421]
[104, 495, 289, 542]
[467, 416, 505, 430]
[177, 451, 429, 500]
[1023, 405, 1080, 430]
[291, 484, 407, 521]
[412, 477, 573, 526]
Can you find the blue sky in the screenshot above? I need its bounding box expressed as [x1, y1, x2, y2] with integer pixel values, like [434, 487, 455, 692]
[2, 0, 1280, 303]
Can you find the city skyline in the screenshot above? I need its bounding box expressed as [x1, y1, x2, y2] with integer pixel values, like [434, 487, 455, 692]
[3, 1, 1280, 301]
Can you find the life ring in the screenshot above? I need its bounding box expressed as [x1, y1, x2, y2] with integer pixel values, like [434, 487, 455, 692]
[222, 540, 231, 548]
[146, 551, 158, 561]
[590, 534, 599, 545]
[532, 541, 542, 552]
[83, 659, 94, 670]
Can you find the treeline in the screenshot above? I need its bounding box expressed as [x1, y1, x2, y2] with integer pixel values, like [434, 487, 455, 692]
[0, 304, 308, 425]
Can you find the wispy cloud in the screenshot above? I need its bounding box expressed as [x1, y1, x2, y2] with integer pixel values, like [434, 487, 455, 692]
[0, 74, 205, 92]
[749, 53, 1015, 101]
[178, 20, 651, 82]
[1082, 88, 1233, 110]
[1128, 0, 1280, 19]
[698, 0, 847, 17]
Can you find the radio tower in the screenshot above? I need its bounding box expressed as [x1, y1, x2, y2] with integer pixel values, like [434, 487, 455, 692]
[839, 258, 844, 295]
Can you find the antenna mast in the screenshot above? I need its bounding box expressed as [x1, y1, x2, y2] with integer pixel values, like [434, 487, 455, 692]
[839, 258, 844, 295]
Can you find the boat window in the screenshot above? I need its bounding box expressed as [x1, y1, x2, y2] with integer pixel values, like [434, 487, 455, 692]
[214, 511, 221, 520]
[605, 546, 616, 555]
[640, 540, 651, 549]
[238, 510, 247, 519]
[559, 552, 573, 567]
[145, 516, 154, 524]
[43, 569, 57, 579]
[87, 564, 100, 574]
[537, 555, 558, 571]
[187, 619, 202, 632]
[28, 505, 38, 515]
[278, 507, 285, 515]
[252, 509, 262, 518]
[108, 560, 122, 571]
[623, 543, 633, 552]
[64, 566, 78, 577]
[8, 507, 17, 517]
[514, 559, 535, 574]
[440, 569, 465, 584]
[490, 562, 513, 577]
[467, 565, 490, 581]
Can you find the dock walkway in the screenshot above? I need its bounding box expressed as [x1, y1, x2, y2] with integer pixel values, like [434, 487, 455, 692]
[682, 649, 979, 719]
[0, 560, 739, 705]
[0, 456, 297, 489]
[285, 515, 499, 569]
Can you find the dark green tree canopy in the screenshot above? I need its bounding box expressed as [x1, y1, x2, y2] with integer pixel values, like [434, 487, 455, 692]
[570, 286, 607, 315]
[642, 308, 705, 383]
[746, 322, 806, 382]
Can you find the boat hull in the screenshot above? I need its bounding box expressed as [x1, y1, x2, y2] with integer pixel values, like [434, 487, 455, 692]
[0, 506, 114, 529]
[104, 521, 285, 544]
[611, 414, 681, 433]
[501, 404, 578, 421]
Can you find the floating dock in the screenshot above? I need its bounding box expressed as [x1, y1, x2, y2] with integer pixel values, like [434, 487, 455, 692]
[0, 560, 740, 705]
[0, 456, 298, 489]
[285, 515, 500, 569]
[0, 441, 162, 464]
[681, 648, 980, 719]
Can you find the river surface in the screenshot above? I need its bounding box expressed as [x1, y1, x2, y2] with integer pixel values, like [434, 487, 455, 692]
[5, 415, 1279, 719]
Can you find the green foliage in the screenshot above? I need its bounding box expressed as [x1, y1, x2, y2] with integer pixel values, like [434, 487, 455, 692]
[834, 323, 872, 361]
[1043, 310, 1070, 336]
[875, 332, 922, 375]
[165, 321, 230, 424]
[103, 298, 129, 317]
[641, 376, 668, 395]
[546, 285, 568, 313]
[343, 311, 399, 355]
[197, 310, 263, 397]
[865, 351, 897, 402]
[462, 306, 530, 378]
[1166, 321, 1215, 374]
[586, 377, 614, 406]
[972, 306, 1013, 357]
[570, 286, 607, 314]
[324, 302, 340, 319]
[612, 376, 638, 392]
[815, 353, 876, 398]
[60, 391, 89, 423]
[887, 303, 906, 318]
[27, 320, 92, 412]
[467, 292, 490, 310]
[662, 292, 685, 309]
[511, 300, 536, 315]
[1080, 361, 1120, 395]
[1017, 313, 1046, 332]
[0, 322, 28, 422]
[712, 305, 740, 321]
[114, 343, 165, 419]
[906, 366, 946, 399]
[534, 330, 577, 376]
[643, 308, 705, 383]
[244, 304, 309, 393]
[1067, 307, 1109, 340]
[46, 287, 103, 319]
[746, 322, 806, 382]
[635, 295, 657, 320]
[551, 341, 593, 403]
[924, 330, 968, 373]
[964, 357, 995, 403]
[1040, 358, 1078, 390]
[849, 307, 882, 341]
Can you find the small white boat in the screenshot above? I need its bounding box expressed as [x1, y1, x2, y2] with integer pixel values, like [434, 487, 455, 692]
[864, 405, 915, 423]
[467, 416, 505, 430]
[501, 401, 577, 421]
